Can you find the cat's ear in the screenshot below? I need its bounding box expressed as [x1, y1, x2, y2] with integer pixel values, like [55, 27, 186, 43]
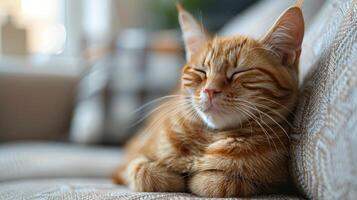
[177, 3, 210, 61]
[262, 2, 304, 66]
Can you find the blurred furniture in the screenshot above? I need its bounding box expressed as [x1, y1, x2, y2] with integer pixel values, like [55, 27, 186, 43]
[70, 29, 184, 144]
[105, 29, 183, 143]
[0, 56, 84, 141]
[0, 0, 356, 199]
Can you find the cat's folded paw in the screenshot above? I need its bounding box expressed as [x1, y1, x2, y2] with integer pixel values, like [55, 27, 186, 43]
[126, 156, 185, 192]
[188, 170, 256, 197]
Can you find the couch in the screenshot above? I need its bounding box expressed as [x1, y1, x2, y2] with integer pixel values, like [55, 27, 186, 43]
[0, 0, 356, 199]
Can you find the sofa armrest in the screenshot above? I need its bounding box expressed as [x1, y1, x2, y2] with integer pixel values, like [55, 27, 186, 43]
[0, 57, 85, 141]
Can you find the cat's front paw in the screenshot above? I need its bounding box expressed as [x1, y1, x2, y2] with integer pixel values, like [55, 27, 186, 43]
[126, 156, 185, 192]
[188, 170, 256, 197]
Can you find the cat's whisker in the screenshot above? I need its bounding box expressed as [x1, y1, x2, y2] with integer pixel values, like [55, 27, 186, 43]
[174, 107, 198, 131]
[231, 95, 296, 116]
[237, 102, 289, 152]
[135, 99, 190, 122]
[227, 95, 296, 137]
[144, 102, 194, 134]
[131, 95, 193, 115]
[129, 100, 192, 129]
[236, 98, 268, 136]
[237, 99, 291, 141]
[234, 97, 286, 122]
[235, 107, 277, 153]
[232, 105, 277, 152]
[251, 96, 297, 116]
[239, 106, 280, 153]
[249, 101, 294, 129]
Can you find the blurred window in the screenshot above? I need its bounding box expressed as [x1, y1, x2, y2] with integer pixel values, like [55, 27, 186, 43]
[0, 0, 65, 55]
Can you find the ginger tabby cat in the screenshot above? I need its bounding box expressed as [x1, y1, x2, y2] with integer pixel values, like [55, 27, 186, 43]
[113, 1, 304, 197]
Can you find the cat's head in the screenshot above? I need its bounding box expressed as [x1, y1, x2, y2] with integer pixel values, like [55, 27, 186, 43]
[177, 3, 304, 130]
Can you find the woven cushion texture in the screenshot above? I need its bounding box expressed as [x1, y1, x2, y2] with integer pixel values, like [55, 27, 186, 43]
[0, 179, 302, 200]
[0, 143, 303, 199]
[291, 0, 357, 199]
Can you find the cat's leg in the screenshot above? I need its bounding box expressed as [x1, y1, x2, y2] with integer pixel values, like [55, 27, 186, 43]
[125, 156, 185, 192]
[188, 170, 257, 197]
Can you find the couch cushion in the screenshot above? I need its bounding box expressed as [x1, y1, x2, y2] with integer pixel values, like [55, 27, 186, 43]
[0, 142, 122, 181]
[0, 143, 303, 199]
[291, 0, 357, 199]
[0, 178, 302, 200]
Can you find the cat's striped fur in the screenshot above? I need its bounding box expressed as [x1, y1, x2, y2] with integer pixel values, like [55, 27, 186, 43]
[113, 1, 304, 197]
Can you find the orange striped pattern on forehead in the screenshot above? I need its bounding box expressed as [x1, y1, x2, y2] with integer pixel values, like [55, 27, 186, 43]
[197, 37, 250, 72]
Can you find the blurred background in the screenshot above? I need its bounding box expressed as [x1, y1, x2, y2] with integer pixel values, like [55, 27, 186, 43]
[0, 0, 261, 145]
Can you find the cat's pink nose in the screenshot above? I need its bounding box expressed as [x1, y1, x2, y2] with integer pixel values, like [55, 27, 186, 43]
[204, 88, 222, 100]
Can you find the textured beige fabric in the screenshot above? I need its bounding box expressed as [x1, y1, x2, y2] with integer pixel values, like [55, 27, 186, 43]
[291, 0, 357, 199]
[0, 144, 302, 199]
[0, 142, 122, 181]
[0, 179, 302, 200]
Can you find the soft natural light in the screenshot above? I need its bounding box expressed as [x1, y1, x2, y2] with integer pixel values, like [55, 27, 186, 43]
[18, 0, 65, 54]
[21, 0, 58, 20]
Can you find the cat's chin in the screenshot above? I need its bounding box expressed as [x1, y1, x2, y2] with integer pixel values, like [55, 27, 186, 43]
[196, 109, 243, 130]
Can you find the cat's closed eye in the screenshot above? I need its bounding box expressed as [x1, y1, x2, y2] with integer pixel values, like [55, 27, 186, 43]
[193, 68, 206, 77]
[230, 67, 256, 80]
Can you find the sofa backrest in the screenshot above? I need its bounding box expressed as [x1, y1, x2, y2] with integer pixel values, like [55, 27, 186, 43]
[291, 0, 357, 199]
